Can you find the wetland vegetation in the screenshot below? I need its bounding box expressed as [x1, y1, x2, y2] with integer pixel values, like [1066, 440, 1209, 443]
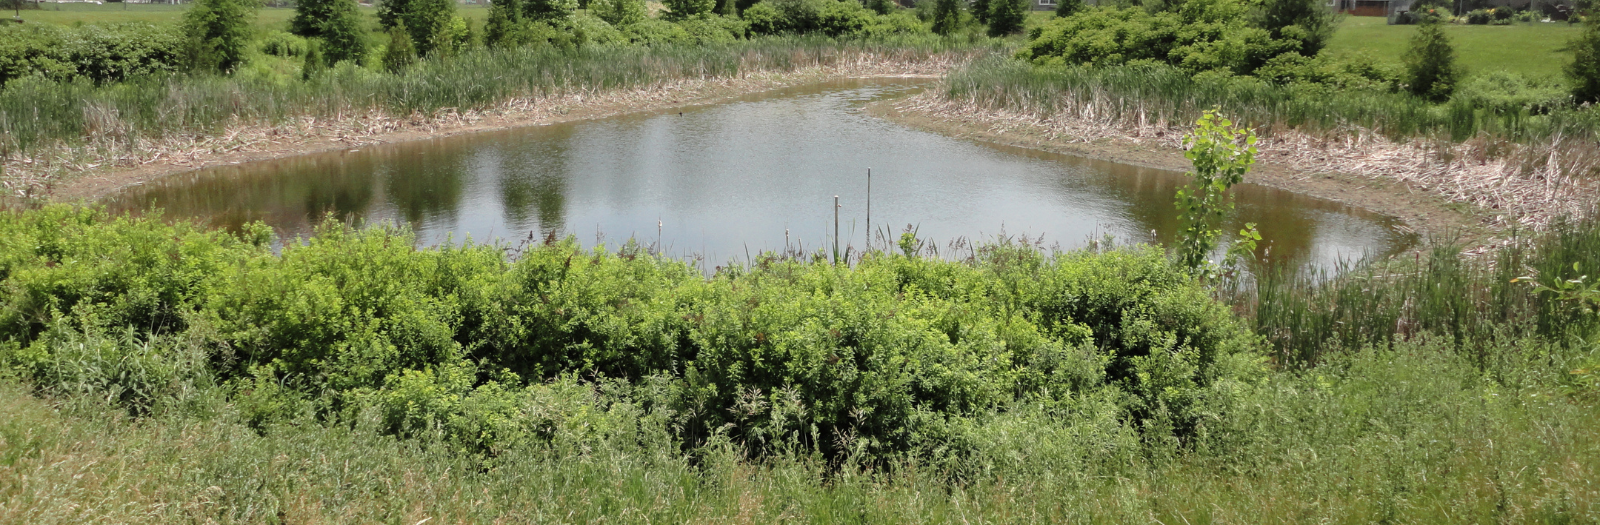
[2, 0, 1600, 521]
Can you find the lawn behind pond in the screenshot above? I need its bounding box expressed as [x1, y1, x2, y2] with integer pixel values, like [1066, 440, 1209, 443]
[1325, 15, 1582, 79]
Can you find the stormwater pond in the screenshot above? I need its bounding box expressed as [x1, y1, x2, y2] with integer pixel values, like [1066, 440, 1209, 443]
[106, 78, 1416, 271]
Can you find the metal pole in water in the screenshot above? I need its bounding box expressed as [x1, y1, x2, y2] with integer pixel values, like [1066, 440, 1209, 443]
[865, 170, 872, 250]
[834, 195, 840, 264]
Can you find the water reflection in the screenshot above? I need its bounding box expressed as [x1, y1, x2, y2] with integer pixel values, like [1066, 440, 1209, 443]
[105, 79, 1414, 270]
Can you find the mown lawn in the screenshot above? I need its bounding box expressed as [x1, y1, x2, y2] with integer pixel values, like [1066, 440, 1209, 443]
[1324, 15, 1582, 79]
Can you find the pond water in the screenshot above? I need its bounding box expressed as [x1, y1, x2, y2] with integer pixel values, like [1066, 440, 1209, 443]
[105, 79, 1415, 270]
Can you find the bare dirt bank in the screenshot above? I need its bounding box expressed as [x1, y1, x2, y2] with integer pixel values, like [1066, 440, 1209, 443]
[869, 91, 1563, 246]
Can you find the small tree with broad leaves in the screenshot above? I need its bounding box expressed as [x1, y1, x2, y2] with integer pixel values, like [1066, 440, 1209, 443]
[1174, 109, 1261, 276]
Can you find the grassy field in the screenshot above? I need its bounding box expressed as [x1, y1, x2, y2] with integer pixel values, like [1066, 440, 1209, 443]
[1324, 15, 1582, 80]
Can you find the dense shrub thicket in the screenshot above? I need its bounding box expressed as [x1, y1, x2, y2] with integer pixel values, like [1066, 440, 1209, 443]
[0, 22, 185, 85]
[1018, 0, 1336, 75]
[0, 206, 1263, 462]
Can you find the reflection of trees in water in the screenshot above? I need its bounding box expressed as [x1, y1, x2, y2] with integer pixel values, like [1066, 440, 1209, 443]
[491, 133, 571, 235]
[1046, 158, 1327, 268]
[499, 171, 568, 235]
[377, 142, 468, 226]
[107, 154, 382, 238]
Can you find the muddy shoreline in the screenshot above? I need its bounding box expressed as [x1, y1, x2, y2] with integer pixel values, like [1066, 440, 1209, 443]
[865, 95, 1490, 243]
[28, 60, 955, 202]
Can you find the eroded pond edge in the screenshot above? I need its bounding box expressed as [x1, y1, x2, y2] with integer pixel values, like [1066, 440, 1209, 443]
[864, 97, 1487, 247]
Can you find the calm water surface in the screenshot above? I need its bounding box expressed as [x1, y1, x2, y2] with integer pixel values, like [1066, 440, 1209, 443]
[106, 79, 1415, 269]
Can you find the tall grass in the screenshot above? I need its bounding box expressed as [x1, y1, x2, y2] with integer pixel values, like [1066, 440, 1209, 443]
[944, 56, 1600, 147]
[1238, 210, 1600, 368]
[3, 336, 1596, 522]
[0, 36, 993, 157]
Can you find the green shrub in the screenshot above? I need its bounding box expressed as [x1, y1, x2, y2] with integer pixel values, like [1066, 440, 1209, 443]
[1466, 8, 1492, 24]
[1394, 5, 1450, 24]
[1570, 18, 1600, 103]
[0, 24, 75, 85]
[743, 0, 877, 36]
[382, 25, 419, 72]
[259, 30, 309, 57]
[741, 1, 782, 33]
[0, 206, 1262, 463]
[863, 11, 928, 36]
[1457, 71, 1569, 115]
[1017, 2, 1290, 75]
[1254, 52, 1401, 91]
[623, 18, 694, 44]
[1256, 0, 1338, 56]
[570, 13, 629, 46]
[1402, 20, 1461, 102]
[0, 23, 185, 86]
[678, 14, 749, 42]
[302, 38, 325, 80]
[591, 0, 647, 27]
[665, 0, 717, 20]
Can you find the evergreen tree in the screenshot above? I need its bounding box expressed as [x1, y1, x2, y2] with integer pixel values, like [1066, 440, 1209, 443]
[377, 0, 414, 30]
[290, 0, 334, 37]
[1053, 0, 1081, 17]
[383, 24, 418, 73]
[1569, 18, 1600, 103]
[180, 0, 254, 73]
[1402, 20, 1462, 102]
[931, 0, 961, 34]
[986, 0, 1025, 36]
[321, 0, 368, 65]
[523, 0, 578, 22]
[593, 0, 646, 26]
[302, 39, 326, 80]
[485, 0, 524, 46]
[866, 0, 894, 15]
[404, 0, 457, 56]
[971, 0, 990, 24]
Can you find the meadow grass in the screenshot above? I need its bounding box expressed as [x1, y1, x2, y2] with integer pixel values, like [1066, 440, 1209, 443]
[1324, 15, 1583, 80]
